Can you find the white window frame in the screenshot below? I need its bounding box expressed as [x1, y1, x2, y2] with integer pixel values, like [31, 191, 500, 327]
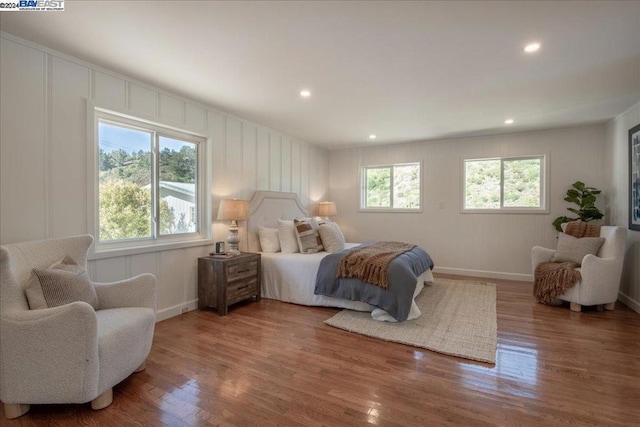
[359, 161, 423, 213]
[88, 105, 212, 258]
[461, 154, 549, 213]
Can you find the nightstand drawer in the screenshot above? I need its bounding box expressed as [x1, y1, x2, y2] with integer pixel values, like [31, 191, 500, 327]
[227, 260, 258, 282]
[227, 278, 258, 304]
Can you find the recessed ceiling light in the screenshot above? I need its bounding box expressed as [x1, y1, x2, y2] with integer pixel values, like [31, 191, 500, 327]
[300, 90, 311, 98]
[369, 134, 377, 140]
[505, 119, 515, 125]
[524, 42, 541, 53]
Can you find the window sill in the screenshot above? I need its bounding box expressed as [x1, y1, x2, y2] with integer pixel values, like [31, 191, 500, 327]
[90, 237, 214, 260]
[358, 208, 423, 213]
[461, 208, 549, 214]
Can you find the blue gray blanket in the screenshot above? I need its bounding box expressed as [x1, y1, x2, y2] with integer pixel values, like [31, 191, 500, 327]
[314, 242, 434, 321]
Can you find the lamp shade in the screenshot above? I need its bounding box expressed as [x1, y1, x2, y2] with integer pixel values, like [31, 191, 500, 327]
[317, 201, 337, 217]
[217, 199, 249, 221]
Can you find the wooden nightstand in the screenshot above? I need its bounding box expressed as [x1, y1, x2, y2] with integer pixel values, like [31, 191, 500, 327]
[198, 253, 261, 315]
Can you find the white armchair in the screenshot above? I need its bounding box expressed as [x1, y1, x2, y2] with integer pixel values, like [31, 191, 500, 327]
[531, 226, 627, 312]
[0, 235, 157, 419]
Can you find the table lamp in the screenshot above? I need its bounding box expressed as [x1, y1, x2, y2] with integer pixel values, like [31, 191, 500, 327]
[217, 198, 248, 256]
[317, 201, 337, 219]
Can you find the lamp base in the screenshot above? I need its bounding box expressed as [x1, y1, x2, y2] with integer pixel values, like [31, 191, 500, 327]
[226, 227, 241, 256]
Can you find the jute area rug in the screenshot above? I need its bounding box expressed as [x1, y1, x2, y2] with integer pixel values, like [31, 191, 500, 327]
[324, 278, 497, 364]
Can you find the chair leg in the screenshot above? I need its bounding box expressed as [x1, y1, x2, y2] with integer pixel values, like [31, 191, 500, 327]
[91, 388, 113, 410]
[3, 403, 30, 419]
[604, 302, 616, 311]
[135, 361, 146, 372]
[570, 303, 582, 312]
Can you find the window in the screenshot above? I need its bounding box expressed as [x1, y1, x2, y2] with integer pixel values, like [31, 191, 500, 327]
[95, 110, 205, 246]
[361, 162, 422, 211]
[463, 155, 546, 212]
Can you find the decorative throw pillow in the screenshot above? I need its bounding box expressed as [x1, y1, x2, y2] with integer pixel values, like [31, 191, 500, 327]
[258, 226, 281, 253]
[318, 221, 345, 253]
[278, 219, 300, 253]
[25, 256, 99, 310]
[293, 218, 324, 254]
[551, 233, 605, 265]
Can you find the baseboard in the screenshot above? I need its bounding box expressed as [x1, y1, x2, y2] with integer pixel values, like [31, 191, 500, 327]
[156, 299, 199, 322]
[618, 292, 640, 314]
[433, 266, 533, 282]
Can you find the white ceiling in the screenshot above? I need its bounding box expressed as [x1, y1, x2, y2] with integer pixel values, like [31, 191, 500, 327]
[2, 1, 639, 149]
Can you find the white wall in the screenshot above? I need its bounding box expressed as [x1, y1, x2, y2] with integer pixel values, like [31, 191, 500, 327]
[0, 33, 329, 321]
[329, 125, 607, 281]
[605, 102, 640, 313]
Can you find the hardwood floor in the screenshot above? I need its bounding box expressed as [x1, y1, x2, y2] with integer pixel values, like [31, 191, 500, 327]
[2, 274, 639, 426]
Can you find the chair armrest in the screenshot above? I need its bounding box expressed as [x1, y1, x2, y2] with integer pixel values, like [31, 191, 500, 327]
[531, 246, 555, 273]
[578, 255, 624, 304]
[92, 273, 157, 312]
[0, 302, 99, 403]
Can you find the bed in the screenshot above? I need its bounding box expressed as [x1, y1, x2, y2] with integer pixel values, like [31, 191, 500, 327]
[247, 191, 434, 321]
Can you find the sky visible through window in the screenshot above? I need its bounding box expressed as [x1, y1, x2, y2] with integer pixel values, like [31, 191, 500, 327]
[99, 122, 186, 153]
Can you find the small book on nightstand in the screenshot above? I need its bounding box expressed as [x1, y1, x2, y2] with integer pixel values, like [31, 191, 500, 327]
[208, 253, 230, 258]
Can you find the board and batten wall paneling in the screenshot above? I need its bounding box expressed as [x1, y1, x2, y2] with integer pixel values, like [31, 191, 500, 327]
[209, 110, 226, 201]
[605, 102, 640, 313]
[310, 145, 329, 206]
[158, 249, 187, 313]
[50, 56, 90, 238]
[185, 103, 207, 131]
[92, 256, 128, 283]
[0, 38, 47, 244]
[129, 83, 158, 117]
[291, 141, 301, 196]
[0, 33, 328, 321]
[300, 143, 309, 206]
[256, 128, 270, 191]
[269, 134, 282, 191]
[329, 125, 607, 282]
[93, 71, 126, 109]
[224, 117, 243, 197]
[242, 122, 258, 199]
[281, 138, 292, 192]
[159, 94, 185, 125]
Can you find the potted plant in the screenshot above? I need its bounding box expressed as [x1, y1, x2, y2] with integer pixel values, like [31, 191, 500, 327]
[552, 181, 604, 232]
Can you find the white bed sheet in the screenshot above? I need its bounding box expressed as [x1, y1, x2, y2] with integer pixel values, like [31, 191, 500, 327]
[260, 243, 434, 321]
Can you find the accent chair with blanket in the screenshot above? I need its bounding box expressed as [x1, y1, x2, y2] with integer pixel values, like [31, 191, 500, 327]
[0, 235, 157, 419]
[531, 224, 627, 312]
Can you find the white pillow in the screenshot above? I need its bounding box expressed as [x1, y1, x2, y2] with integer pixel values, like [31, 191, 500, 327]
[258, 226, 280, 253]
[318, 221, 345, 253]
[26, 256, 99, 310]
[551, 233, 605, 265]
[278, 219, 299, 253]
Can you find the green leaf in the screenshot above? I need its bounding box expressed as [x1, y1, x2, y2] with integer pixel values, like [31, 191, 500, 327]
[572, 181, 585, 191]
[564, 196, 580, 204]
[553, 216, 576, 232]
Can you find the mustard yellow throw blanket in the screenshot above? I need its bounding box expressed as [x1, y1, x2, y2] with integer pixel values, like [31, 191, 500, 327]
[533, 221, 601, 304]
[337, 241, 416, 289]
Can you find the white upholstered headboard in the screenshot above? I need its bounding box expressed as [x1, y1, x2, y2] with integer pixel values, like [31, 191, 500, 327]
[247, 191, 309, 252]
